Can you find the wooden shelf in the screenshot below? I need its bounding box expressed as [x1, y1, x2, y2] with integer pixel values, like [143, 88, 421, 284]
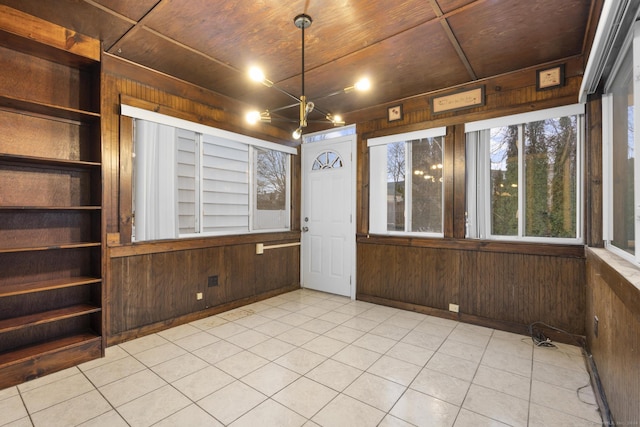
[0, 242, 101, 254]
[0, 5, 100, 66]
[0, 153, 100, 169]
[0, 304, 101, 334]
[0, 6, 103, 389]
[0, 94, 99, 122]
[0, 333, 101, 367]
[0, 276, 101, 298]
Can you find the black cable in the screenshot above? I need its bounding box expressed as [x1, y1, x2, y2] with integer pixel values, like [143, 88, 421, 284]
[528, 321, 613, 425]
[576, 383, 597, 406]
[527, 321, 585, 349]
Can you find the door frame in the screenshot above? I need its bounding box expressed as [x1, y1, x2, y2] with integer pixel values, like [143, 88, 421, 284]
[300, 126, 357, 299]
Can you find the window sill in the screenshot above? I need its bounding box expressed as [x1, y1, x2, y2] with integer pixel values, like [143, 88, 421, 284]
[357, 234, 585, 258]
[586, 247, 640, 320]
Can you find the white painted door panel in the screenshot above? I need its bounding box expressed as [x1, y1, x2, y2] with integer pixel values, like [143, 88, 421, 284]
[301, 136, 353, 297]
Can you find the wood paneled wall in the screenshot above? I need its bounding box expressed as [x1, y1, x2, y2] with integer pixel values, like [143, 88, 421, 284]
[107, 239, 299, 344]
[353, 57, 588, 339]
[101, 54, 301, 344]
[586, 248, 640, 425]
[358, 237, 585, 337]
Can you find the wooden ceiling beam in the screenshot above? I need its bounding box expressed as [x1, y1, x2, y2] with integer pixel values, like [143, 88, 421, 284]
[101, 0, 163, 52]
[429, 0, 478, 81]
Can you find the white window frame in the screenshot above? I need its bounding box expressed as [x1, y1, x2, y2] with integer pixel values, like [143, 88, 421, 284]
[602, 20, 640, 264]
[251, 146, 292, 232]
[465, 104, 585, 244]
[123, 104, 296, 240]
[368, 127, 447, 237]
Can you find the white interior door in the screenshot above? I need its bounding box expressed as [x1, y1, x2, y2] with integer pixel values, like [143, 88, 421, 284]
[301, 134, 355, 298]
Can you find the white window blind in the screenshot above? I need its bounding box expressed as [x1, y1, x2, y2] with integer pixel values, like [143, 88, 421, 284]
[177, 129, 198, 235]
[133, 121, 178, 241]
[202, 135, 249, 234]
[123, 104, 294, 241]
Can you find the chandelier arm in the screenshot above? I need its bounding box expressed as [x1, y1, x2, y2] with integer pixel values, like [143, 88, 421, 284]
[268, 83, 302, 103]
[268, 117, 299, 123]
[268, 102, 302, 113]
[308, 104, 329, 117]
[308, 89, 347, 103]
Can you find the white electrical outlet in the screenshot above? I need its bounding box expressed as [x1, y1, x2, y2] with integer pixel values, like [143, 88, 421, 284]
[449, 303, 459, 313]
[196, 292, 203, 300]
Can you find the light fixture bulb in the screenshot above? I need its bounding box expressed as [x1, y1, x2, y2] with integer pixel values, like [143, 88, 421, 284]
[305, 101, 315, 114]
[326, 113, 345, 126]
[249, 67, 265, 83]
[292, 128, 302, 140]
[249, 66, 273, 87]
[246, 110, 271, 124]
[354, 77, 371, 92]
[246, 110, 261, 125]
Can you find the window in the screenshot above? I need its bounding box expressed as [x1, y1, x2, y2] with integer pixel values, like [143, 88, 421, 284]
[124, 105, 294, 241]
[603, 22, 638, 262]
[466, 104, 584, 243]
[368, 128, 446, 236]
[312, 151, 343, 170]
[254, 148, 290, 230]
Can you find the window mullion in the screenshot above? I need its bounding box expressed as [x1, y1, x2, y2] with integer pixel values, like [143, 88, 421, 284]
[576, 116, 584, 241]
[405, 141, 412, 232]
[197, 133, 202, 234]
[481, 130, 491, 238]
[518, 124, 525, 238]
[249, 146, 255, 233]
[634, 21, 640, 263]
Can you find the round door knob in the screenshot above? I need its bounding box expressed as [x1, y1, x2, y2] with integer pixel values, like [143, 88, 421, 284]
[302, 226, 309, 232]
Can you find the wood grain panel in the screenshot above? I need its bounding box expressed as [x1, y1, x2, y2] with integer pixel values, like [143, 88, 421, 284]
[358, 239, 585, 337]
[0, 335, 101, 388]
[118, 116, 133, 243]
[255, 246, 300, 295]
[452, 124, 466, 238]
[449, 0, 588, 78]
[0, 211, 99, 249]
[0, 45, 96, 112]
[0, 248, 97, 286]
[0, 166, 93, 207]
[586, 249, 640, 425]
[352, 59, 584, 134]
[108, 239, 299, 341]
[443, 127, 455, 238]
[0, 110, 98, 162]
[0, 4, 101, 62]
[586, 96, 603, 247]
[0, 316, 94, 352]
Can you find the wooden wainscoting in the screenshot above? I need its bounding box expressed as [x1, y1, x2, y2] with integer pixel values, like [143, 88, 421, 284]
[357, 236, 586, 339]
[107, 233, 300, 345]
[99, 55, 301, 346]
[586, 248, 640, 425]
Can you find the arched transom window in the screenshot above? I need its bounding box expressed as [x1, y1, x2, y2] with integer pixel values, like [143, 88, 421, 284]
[312, 151, 343, 170]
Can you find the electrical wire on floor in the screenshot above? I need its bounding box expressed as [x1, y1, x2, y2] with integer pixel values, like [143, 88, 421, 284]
[527, 321, 584, 348]
[527, 320, 613, 426]
[577, 383, 598, 406]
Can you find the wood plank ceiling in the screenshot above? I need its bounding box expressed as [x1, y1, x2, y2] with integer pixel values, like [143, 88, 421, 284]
[0, 0, 601, 131]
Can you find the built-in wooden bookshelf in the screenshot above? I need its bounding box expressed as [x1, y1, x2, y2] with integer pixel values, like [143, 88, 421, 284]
[0, 6, 103, 388]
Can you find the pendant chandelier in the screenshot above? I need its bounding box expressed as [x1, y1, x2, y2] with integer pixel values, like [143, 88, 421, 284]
[246, 13, 371, 140]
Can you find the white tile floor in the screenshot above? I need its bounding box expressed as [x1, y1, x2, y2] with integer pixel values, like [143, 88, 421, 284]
[1, 289, 603, 427]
